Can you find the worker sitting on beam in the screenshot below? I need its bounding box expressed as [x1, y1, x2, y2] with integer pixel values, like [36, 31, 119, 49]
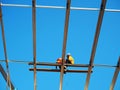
[56, 53, 74, 73]
[56, 58, 67, 74]
[56, 58, 66, 69]
[66, 53, 74, 65]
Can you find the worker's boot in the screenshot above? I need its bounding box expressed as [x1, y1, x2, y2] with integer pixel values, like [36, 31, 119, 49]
[64, 66, 67, 74]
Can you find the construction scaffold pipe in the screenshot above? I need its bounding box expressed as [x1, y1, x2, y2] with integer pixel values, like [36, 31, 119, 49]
[1, 3, 120, 12]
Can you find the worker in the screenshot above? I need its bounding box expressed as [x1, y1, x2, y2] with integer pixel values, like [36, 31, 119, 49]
[56, 58, 62, 69]
[66, 53, 74, 65]
[56, 58, 67, 73]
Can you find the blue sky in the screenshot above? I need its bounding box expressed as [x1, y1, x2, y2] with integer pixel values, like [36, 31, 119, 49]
[0, 0, 120, 90]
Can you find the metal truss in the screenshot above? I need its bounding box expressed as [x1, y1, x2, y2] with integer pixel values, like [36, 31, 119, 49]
[0, 0, 120, 90]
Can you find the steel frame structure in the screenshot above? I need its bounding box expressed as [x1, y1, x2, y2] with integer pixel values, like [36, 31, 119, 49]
[0, 0, 120, 90]
[0, 64, 14, 90]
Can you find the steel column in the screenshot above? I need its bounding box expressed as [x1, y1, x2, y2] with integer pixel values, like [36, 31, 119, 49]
[59, 0, 71, 90]
[110, 57, 120, 90]
[0, 4, 12, 90]
[84, 0, 107, 90]
[32, 0, 37, 90]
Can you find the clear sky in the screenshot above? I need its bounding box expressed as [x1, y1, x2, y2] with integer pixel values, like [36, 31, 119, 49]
[0, 0, 120, 90]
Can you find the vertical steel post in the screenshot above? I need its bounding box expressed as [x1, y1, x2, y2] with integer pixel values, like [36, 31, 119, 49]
[0, 3, 12, 90]
[84, 0, 107, 90]
[32, 0, 37, 90]
[110, 57, 120, 90]
[59, 0, 71, 90]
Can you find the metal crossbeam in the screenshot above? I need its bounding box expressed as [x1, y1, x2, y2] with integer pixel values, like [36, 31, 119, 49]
[32, 0, 37, 90]
[29, 62, 89, 67]
[0, 60, 118, 68]
[110, 57, 120, 90]
[0, 64, 14, 90]
[29, 62, 61, 66]
[84, 0, 107, 90]
[0, 0, 119, 90]
[29, 68, 93, 73]
[59, 0, 71, 90]
[1, 3, 120, 12]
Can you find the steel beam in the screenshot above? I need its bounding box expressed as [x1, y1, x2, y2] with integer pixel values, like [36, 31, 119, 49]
[1, 3, 120, 12]
[110, 57, 120, 90]
[84, 0, 107, 90]
[32, 0, 37, 90]
[0, 64, 15, 90]
[29, 62, 61, 66]
[0, 60, 117, 68]
[59, 0, 71, 90]
[29, 62, 89, 67]
[0, 4, 12, 90]
[29, 68, 93, 73]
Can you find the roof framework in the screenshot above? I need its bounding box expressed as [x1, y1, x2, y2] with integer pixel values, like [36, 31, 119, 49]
[0, 0, 120, 90]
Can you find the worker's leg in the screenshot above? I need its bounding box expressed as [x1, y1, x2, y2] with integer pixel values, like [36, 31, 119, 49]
[56, 66, 57, 69]
[66, 59, 71, 64]
[59, 66, 61, 70]
[56, 62, 58, 69]
[64, 66, 67, 74]
[64, 66, 66, 70]
[66, 59, 71, 68]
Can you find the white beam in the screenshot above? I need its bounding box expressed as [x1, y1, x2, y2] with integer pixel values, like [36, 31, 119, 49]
[1, 3, 120, 12]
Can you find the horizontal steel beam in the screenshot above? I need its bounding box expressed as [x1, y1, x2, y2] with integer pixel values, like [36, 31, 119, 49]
[1, 3, 120, 12]
[29, 68, 93, 73]
[29, 62, 89, 67]
[0, 60, 118, 68]
[29, 62, 61, 66]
